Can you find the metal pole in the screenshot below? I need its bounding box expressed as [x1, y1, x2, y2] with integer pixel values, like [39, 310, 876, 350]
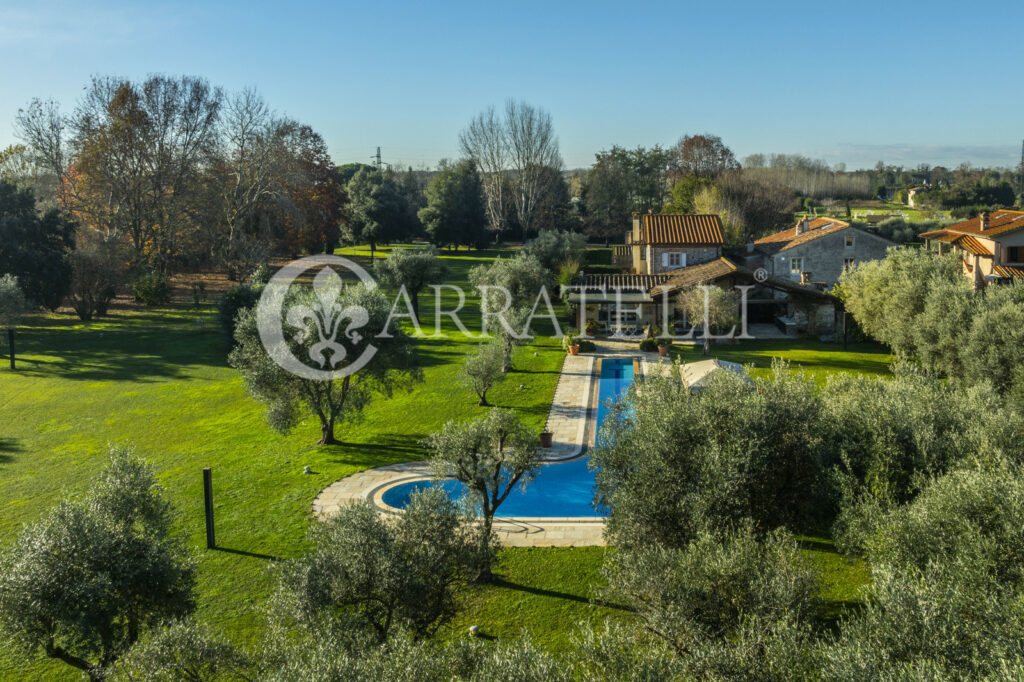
[203, 467, 215, 549]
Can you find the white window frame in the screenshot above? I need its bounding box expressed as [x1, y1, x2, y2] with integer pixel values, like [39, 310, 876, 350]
[844, 257, 855, 271]
[845, 235, 855, 249]
[790, 257, 804, 275]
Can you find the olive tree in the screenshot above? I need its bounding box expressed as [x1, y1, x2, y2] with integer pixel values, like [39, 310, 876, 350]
[963, 283, 1024, 393]
[0, 448, 195, 681]
[427, 409, 541, 580]
[265, 631, 565, 682]
[228, 279, 421, 445]
[520, 229, 586, 273]
[373, 245, 447, 325]
[821, 463, 1024, 678]
[272, 488, 478, 646]
[461, 339, 505, 406]
[821, 551, 1024, 680]
[0, 273, 26, 369]
[605, 524, 818, 655]
[821, 368, 1022, 552]
[592, 362, 824, 551]
[110, 619, 252, 682]
[839, 248, 962, 358]
[677, 285, 738, 355]
[469, 253, 548, 369]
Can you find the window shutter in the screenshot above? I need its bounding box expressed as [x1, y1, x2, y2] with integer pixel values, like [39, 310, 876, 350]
[680, 252, 687, 268]
[661, 253, 668, 267]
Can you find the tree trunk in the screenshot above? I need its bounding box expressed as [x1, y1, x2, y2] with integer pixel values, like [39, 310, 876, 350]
[476, 516, 494, 582]
[478, 392, 488, 407]
[703, 336, 710, 356]
[7, 328, 14, 370]
[318, 415, 339, 445]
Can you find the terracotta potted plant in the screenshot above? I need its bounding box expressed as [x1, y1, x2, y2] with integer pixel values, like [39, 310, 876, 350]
[539, 431, 553, 448]
[562, 329, 580, 356]
[657, 338, 672, 357]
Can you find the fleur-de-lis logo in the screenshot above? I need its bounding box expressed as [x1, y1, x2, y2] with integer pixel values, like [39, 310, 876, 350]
[285, 268, 370, 368]
[256, 255, 379, 381]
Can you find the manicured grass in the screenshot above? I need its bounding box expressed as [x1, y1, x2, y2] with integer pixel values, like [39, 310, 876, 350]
[0, 249, 562, 680]
[666, 337, 893, 384]
[0, 246, 880, 679]
[440, 547, 629, 651]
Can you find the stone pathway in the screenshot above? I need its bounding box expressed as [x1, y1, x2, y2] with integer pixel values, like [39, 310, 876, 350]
[312, 352, 607, 546]
[539, 354, 593, 460]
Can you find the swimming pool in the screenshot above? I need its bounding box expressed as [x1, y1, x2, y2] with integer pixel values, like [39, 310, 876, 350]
[380, 357, 635, 518]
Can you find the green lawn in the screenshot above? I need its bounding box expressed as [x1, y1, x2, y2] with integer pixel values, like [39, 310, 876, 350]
[0, 246, 884, 679]
[666, 338, 893, 384]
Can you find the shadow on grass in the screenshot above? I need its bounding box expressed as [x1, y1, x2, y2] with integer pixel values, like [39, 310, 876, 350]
[15, 329, 229, 382]
[0, 438, 21, 465]
[212, 546, 283, 562]
[324, 434, 429, 466]
[490, 577, 633, 613]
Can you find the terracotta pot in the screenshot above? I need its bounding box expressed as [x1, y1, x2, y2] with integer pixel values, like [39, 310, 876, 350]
[569, 345, 580, 355]
[539, 431, 553, 447]
[658, 345, 669, 357]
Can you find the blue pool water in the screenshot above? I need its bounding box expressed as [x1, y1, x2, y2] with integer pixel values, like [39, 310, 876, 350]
[381, 358, 634, 518]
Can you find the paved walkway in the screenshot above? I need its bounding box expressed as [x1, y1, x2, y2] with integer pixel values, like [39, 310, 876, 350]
[539, 354, 593, 460]
[312, 352, 606, 546]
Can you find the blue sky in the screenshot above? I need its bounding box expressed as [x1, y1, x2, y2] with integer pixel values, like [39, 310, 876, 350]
[1, 0, 1023, 170]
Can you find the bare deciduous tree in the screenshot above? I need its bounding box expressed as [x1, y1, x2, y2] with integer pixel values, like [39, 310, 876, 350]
[505, 100, 562, 242]
[459, 107, 509, 239]
[461, 101, 562, 242]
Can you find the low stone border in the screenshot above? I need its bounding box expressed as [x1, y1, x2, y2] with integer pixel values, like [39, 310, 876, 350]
[312, 353, 609, 547]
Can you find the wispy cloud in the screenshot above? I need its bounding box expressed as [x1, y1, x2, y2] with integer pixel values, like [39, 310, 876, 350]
[0, 3, 190, 48]
[807, 143, 1021, 170]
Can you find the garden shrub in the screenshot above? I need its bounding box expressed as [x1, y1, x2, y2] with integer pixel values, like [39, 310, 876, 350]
[638, 338, 657, 352]
[132, 271, 171, 306]
[249, 264, 273, 285]
[218, 283, 263, 344]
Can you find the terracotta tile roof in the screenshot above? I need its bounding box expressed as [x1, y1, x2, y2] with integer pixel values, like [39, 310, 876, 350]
[755, 218, 849, 245]
[957, 235, 993, 257]
[650, 258, 738, 295]
[919, 228, 957, 242]
[943, 211, 1024, 238]
[639, 214, 724, 246]
[919, 230, 994, 256]
[575, 273, 669, 293]
[753, 218, 869, 253]
[994, 265, 1024, 279]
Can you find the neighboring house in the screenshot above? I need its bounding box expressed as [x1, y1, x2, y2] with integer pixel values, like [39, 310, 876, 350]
[919, 211, 1024, 288]
[622, 213, 725, 274]
[746, 217, 895, 290]
[568, 257, 839, 336]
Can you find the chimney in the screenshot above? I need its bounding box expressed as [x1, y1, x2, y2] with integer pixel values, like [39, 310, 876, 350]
[795, 218, 811, 235]
[980, 212, 989, 230]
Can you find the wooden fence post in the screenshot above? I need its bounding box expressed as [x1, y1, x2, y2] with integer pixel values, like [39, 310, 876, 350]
[203, 467, 215, 549]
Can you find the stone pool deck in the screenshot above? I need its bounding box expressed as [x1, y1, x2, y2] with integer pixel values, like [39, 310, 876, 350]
[312, 352, 610, 547]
